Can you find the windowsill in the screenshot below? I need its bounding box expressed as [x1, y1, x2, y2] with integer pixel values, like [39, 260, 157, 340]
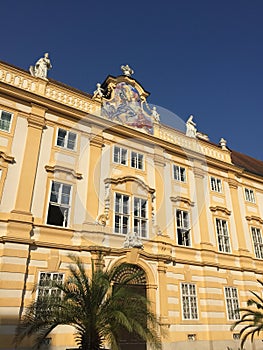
[54, 145, 77, 153]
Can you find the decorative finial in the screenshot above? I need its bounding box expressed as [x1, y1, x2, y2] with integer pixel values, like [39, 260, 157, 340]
[92, 83, 104, 101]
[29, 53, 52, 80]
[121, 64, 134, 77]
[219, 137, 227, 150]
[186, 115, 197, 138]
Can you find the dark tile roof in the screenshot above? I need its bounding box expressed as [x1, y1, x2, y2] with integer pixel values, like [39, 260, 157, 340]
[231, 150, 263, 177]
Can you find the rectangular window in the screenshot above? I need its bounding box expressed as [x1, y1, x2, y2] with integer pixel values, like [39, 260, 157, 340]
[224, 287, 240, 320]
[216, 218, 231, 253]
[37, 272, 64, 302]
[114, 193, 130, 234]
[47, 181, 72, 227]
[251, 227, 263, 259]
[245, 188, 255, 203]
[134, 197, 147, 238]
[131, 151, 144, 170]
[210, 177, 222, 192]
[181, 283, 198, 320]
[173, 165, 186, 182]
[176, 209, 190, 246]
[113, 146, 128, 165]
[56, 128, 77, 151]
[0, 110, 12, 132]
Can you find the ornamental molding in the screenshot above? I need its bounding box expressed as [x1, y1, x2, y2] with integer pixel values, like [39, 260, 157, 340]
[45, 165, 82, 179]
[104, 176, 155, 195]
[170, 196, 194, 207]
[245, 215, 263, 224]
[227, 178, 239, 189]
[0, 151, 15, 164]
[210, 206, 231, 216]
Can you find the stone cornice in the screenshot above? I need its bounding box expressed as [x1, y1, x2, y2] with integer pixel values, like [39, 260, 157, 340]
[45, 165, 82, 179]
[0, 151, 15, 164]
[104, 175, 155, 194]
[210, 206, 231, 216]
[170, 196, 195, 207]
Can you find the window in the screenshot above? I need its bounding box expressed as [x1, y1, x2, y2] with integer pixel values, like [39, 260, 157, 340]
[245, 188, 255, 203]
[251, 227, 263, 259]
[114, 193, 129, 234]
[181, 283, 198, 320]
[216, 218, 231, 253]
[131, 151, 144, 170]
[173, 165, 186, 182]
[47, 181, 72, 227]
[210, 177, 222, 192]
[113, 146, 128, 165]
[224, 287, 240, 320]
[134, 197, 147, 238]
[56, 128, 77, 150]
[176, 209, 190, 246]
[114, 193, 148, 237]
[0, 110, 12, 132]
[37, 272, 64, 302]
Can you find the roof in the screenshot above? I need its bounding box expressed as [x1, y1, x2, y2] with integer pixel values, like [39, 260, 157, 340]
[231, 150, 263, 177]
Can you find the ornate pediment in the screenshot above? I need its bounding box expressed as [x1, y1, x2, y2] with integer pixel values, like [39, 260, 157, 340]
[99, 73, 159, 135]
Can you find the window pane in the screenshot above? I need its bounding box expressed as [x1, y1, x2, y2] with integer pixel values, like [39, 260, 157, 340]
[67, 132, 76, 150]
[57, 129, 66, 147]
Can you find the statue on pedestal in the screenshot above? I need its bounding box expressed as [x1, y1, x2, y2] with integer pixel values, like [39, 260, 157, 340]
[186, 115, 197, 138]
[29, 53, 52, 80]
[92, 83, 104, 100]
[121, 64, 134, 77]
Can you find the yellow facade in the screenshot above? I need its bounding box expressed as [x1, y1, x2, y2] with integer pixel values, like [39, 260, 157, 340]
[0, 60, 263, 350]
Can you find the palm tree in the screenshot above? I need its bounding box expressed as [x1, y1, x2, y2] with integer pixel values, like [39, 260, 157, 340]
[15, 255, 162, 350]
[232, 279, 263, 349]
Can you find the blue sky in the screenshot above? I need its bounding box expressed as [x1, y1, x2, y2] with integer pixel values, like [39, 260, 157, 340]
[1, 0, 263, 160]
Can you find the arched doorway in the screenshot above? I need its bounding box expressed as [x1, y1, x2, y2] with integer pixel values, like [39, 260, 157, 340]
[113, 264, 147, 350]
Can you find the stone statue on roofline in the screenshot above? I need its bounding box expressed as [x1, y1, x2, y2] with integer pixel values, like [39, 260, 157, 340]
[152, 106, 160, 123]
[29, 53, 52, 80]
[92, 83, 104, 100]
[121, 64, 134, 77]
[186, 115, 197, 138]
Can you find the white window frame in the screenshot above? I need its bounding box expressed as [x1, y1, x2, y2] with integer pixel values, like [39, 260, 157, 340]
[0, 110, 13, 133]
[134, 197, 147, 238]
[216, 218, 231, 253]
[251, 227, 263, 259]
[114, 192, 148, 238]
[131, 151, 144, 170]
[181, 283, 198, 320]
[46, 181, 72, 227]
[56, 128, 77, 151]
[113, 146, 128, 166]
[37, 272, 64, 302]
[176, 209, 191, 246]
[245, 188, 255, 203]
[210, 176, 222, 193]
[224, 287, 240, 320]
[173, 164, 186, 182]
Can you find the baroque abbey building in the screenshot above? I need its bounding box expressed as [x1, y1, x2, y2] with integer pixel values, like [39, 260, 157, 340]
[0, 57, 263, 350]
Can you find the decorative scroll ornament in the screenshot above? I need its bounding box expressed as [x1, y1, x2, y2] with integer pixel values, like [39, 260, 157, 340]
[121, 64, 134, 77]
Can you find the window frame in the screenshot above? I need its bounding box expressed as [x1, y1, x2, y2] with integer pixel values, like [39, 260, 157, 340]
[113, 146, 128, 166]
[251, 227, 263, 259]
[114, 192, 148, 238]
[0, 110, 13, 133]
[46, 181, 72, 227]
[244, 188, 255, 203]
[173, 164, 186, 182]
[36, 272, 64, 302]
[131, 151, 144, 170]
[215, 218, 231, 253]
[56, 127, 77, 151]
[181, 283, 199, 320]
[176, 209, 191, 246]
[224, 287, 240, 320]
[210, 176, 222, 193]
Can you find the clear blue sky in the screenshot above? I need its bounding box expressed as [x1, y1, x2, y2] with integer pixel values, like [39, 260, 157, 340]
[1, 0, 263, 160]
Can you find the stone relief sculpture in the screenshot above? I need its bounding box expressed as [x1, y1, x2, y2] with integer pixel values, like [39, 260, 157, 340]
[123, 231, 143, 249]
[29, 53, 52, 79]
[186, 115, 197, 138]
[121, 64, 134, 77]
